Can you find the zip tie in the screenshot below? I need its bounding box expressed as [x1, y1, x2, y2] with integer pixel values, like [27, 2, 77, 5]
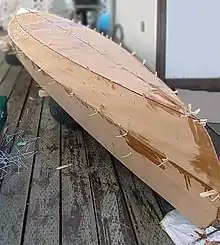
[89, 111, 98, 117]
[187, 104, 200, 116]
[180, 103, 200, 118]
[110, 37, 112, 40]
[17, 51, 23, 56]
[200, 189, 218, 198]
[188, 104, 192, 114]
[101, 32, 104, 35]
[199, 118, 208, 126]
[56, 164, 72, 170]
[151, 88, 158, 92]
[211, 193, 220, 202]
[36, 68, 42, 72]
[131, 52, 136, 56]
[116, 132, 128, 138]
[94, 28, 96, 31]
[155, 71, 158, 77]
[200, 118, 208, 122]
[39, 90, 48, 97]
[121, 152, 132, 158]
[173, 90, 178, 94]
[119, 43, 122, 47]
[143, 60, 146, 65]
[106, 35, 109, 38]
[193, 118, 207, 125]
[192, 109, 200, 115]
[8, 51, 16, 55]
[158, 158, 169, 167]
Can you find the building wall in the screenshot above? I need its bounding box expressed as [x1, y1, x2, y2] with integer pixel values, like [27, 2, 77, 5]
[166, 0, 220, 79]
[114, 0, 158, 72]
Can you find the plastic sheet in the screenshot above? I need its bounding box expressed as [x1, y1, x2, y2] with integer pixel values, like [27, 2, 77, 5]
[161, 210, 220, 245]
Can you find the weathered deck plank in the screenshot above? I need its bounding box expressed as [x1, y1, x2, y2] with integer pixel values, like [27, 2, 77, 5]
[0, 65, 21, 98]
[0, 81, 42, 245]
[61, 126, 98, 245]
[0, 68, 31, 181]
[23, 97, 60, 245]
[84, 132, 138, 245]
[6, 69, 31, 136]
[114, 160, 174, 245]
[0, 61, 10, 83]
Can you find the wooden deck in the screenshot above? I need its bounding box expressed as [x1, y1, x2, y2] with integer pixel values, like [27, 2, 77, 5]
[0, 58, 175, 245]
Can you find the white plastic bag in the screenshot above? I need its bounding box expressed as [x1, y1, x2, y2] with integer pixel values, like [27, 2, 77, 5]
[161, 210, 220, 245]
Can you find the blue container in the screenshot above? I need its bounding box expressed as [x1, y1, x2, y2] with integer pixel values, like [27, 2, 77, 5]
[97, 12, 111, 33]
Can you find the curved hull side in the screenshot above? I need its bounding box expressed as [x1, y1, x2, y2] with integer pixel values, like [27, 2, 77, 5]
[8, 12, 220, 227]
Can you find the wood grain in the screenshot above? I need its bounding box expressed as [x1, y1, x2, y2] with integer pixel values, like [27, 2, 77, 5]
[15, 50, 220, 227]
[84, 132, 137, 245]
[0, 61, 10, 84]
[6, 69, 31, 136]
[61, 126, 98, 245]
[0, 68, 31, 178]
[23, 97, 60, 245]
[8, 12, 220, 227]
[0, 65, 21, 97]
[0, 81, 42, 245]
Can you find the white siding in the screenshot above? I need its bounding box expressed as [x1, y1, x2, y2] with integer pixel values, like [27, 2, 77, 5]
[115, 0, 158, 72]
[166, 0, 220, 79]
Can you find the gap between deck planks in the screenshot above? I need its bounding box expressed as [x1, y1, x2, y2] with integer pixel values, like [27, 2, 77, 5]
[22, 96, 59, 245]
[61, 126, 98, 245]
[83, 132, 137, 245]
[0, 64, 25, 184]
[114, 160, 173, 245]
[0, 65, 173, 245]
[0, 60, 10, 84]
[0, 71, 42, 244]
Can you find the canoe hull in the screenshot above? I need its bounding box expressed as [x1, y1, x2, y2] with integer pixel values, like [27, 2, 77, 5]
[12, 46, 218, 228]
[8, 11, 220, 227]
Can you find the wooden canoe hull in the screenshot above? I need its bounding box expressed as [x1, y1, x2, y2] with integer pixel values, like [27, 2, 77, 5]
[8, 11, 220, 227]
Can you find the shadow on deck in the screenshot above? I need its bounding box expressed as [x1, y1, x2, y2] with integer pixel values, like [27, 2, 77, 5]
[0, 60, 174, 245]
